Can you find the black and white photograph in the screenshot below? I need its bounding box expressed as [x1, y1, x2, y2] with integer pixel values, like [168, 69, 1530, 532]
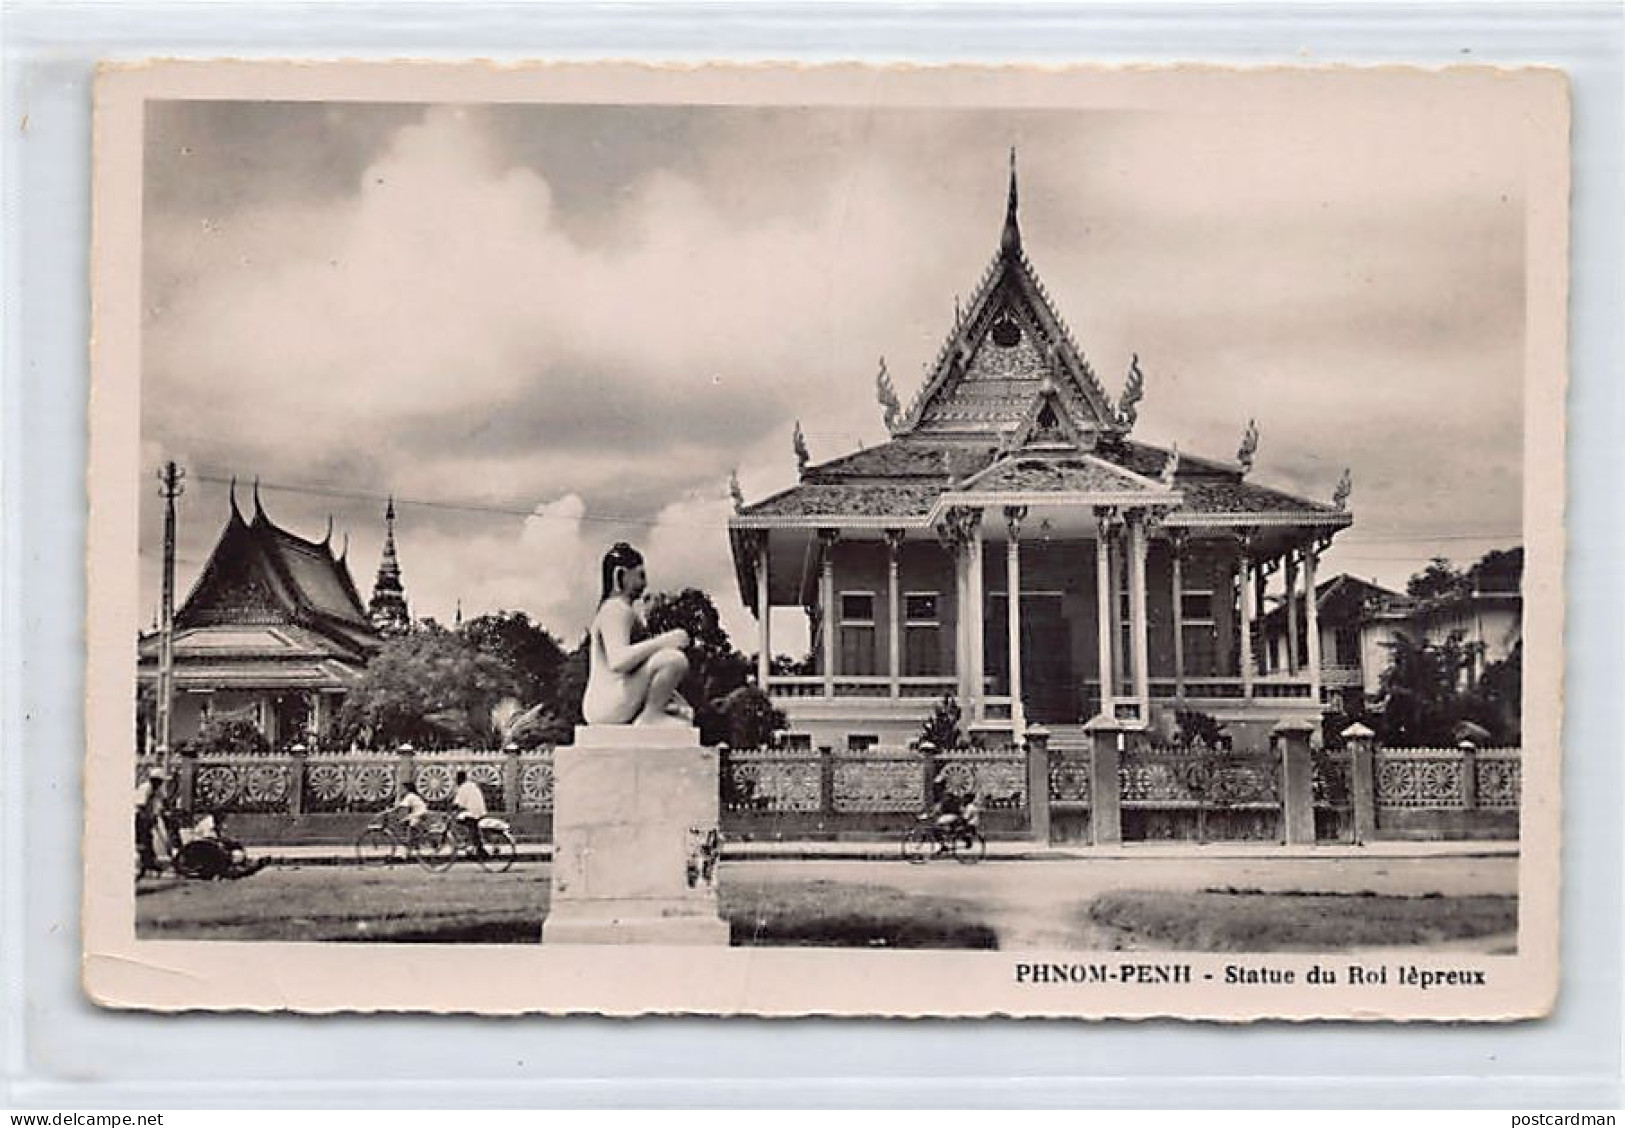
[83, 61, 1567, 1018]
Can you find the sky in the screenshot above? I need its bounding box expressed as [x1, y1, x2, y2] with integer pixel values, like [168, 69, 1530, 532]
[138, 90, 1526, 652]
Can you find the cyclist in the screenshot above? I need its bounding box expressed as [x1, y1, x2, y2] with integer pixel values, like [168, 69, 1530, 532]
[451, 770, 489, 860]
[929, 763, 978, 844]
[388, 780, 430, 837]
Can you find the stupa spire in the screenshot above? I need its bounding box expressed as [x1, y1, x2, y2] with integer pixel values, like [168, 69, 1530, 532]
[368, 495, 410, 636]
[1000, 146, 1022, 256]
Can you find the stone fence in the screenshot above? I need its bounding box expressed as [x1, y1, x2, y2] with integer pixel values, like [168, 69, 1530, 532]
[137, 728, 1519, 846]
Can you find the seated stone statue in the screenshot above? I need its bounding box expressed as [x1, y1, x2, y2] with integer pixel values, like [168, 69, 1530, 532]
[581, 542, 694, 727]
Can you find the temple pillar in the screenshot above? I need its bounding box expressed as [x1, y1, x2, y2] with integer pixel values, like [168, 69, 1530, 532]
[1127, 513, 1151, 723]
[1238, 536, 1256, 697]
[1304, 543, 1323, 708]
[1170, 530, 1186, 702]
[968, 516, 986, 720]
[755, 536, 771, 690]
[885, 530, 903, 698]
[1107, 524, 1123, 696]
[818, 529, 838, 698]
[1005, 506, 1028, 743]
[1093, 508, 1115, 720]
[1284, 550, 1301, 675]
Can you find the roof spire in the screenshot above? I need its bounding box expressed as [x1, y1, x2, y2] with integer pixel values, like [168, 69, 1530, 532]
[369, 495, 410, 636]
[1000, 146, 1022, 256]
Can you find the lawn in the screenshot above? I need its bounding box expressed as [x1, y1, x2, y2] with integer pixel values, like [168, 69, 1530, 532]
[1084, 888, 1518, 953]
[136, 867, 997, 948]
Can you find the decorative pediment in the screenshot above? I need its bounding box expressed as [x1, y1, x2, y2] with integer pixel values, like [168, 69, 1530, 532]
[896, 157, 1120, 440]
[1003, 380, 1096, 454]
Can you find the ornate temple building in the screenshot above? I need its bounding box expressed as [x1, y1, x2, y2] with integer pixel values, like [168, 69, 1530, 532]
[136, 487, 391, 751]
[728, 157, 1354, 754]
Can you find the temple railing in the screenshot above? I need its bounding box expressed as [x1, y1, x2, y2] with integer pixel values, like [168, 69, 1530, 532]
[768, 673, 1317, 704]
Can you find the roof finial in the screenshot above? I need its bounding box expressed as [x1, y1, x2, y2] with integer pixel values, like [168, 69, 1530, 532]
[339, 531, 349, 561]
[1001, 146, 1022, 256]
[728, 468, 745, 513]
[228, 475, 241, 519]
[1237, 418, 1260, 474]
[1117, 354, 1144, 432]
[322, 513, 334, 546]
[1333, 468, 1353, 511]
[1160, 442, 1180, 488]
[252, 476, 264, 519]
[875, 356, 900, 432]
[792, 420, 809, 478]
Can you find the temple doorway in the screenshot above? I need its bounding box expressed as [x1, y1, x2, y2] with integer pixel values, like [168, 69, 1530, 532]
[986, 592, 1074, 724]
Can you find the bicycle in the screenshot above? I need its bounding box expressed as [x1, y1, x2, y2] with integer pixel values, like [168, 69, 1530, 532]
[901, 808, 987, 865]
[355, 812, 440, 867]
[416, 814, 518, 873]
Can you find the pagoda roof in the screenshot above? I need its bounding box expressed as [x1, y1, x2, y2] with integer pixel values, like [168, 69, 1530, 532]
[735, 433, 1343, 529]
[172, 488, 381, 660]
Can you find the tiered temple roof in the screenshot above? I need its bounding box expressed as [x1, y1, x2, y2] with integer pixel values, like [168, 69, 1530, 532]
[138, 487, 381, 688]
[733, 155, 1349, 534]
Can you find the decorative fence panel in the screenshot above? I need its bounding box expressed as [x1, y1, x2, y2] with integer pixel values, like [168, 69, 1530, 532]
[722, 748, 822, 814]
[301, 754, 400, 813]
[936, 747, 1027, 811]
[832, 746, 926, 813]
[192, 755, 299, 813]
[1475, 750, 1521, 810]
[517, 754, 555, 813]
[412, 751, 506, 810]
[1119, 748, 1281, 809]
[1376, 748, 1469, 809]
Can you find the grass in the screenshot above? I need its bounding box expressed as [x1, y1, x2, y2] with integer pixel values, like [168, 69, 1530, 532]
[1084, 888, 1518, 952]
[136, 867, 998, 949]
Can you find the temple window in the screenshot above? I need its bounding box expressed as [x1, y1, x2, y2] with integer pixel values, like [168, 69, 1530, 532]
[904, 591, 943, 675]
[839, 591, 878, 676]
[1181, 575, 1219, 676]
[847, 734, 879, 753]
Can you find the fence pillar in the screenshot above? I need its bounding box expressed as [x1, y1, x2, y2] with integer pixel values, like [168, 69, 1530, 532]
[1025, 725, 1051, 845]
[818, 745, 836, 829]
[286, 744, 307, 817]
[503, 744, 522, 816]
[1274, 718, 1317, 846]
[1458, 739, 1479, 810]
[1343, 722, 1377, 845]
[395, 744, 417, 796]
[1083, 715, 1125, 846]
[175, 748, 198, 815]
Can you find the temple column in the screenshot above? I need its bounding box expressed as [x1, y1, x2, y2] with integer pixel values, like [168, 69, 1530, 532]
[818, 529, 839, 698]
[1254, 563, 1268, 675]
[968, 516, 986, 721]
[885, 530, 903, 698]
[1005, 506, 1028, 743]
[1107, 524, 1124, 696]
[1238, 535, 1257, 697]
[1170, 530, 1186, 702]
[1093, 508, 1116, 720]
[1304, 542, 1324, 708]
[1284, 550, 1301, 676]
[1127, 512, 1151, 723]
[755, 535, 772, 690]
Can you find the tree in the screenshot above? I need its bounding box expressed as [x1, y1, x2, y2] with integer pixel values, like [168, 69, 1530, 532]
[460, 610, 566, 706]
[717, 685, 786, 750]
[645, 588, 752, 742]
[341, 625, 520, 749]
[1407, 557, 1468, 602]
[1374, 629, 1500, 746]
[179, 717, 270, 758]
[1477, 640, 1522, 744]
[1467, 547, 1524, 594]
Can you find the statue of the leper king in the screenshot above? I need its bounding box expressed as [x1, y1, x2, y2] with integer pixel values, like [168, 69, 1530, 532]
[581, 542, 694, 727]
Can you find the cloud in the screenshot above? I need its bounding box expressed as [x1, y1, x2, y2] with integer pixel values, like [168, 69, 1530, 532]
[141, 91, 1529, 634]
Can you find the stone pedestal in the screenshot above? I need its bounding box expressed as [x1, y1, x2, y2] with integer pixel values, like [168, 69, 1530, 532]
[541, 724, 729, 946]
